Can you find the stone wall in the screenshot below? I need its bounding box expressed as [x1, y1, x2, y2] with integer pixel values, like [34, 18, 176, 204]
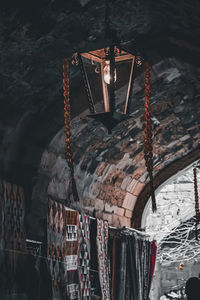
[143, 164, 200, 299]
[27, 57, 200, 238]
[150, 260, 200, 299]
[161, 260, 200, 295]
[142, 164, 200, 242]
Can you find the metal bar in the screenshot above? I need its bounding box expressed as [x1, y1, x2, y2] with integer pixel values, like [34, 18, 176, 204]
[109, 225, 150, 237]
[81, 52, 133, 63]
[101, 63, 110, 112]
[81, 52, 103, 63]
[123, 226, 150, 237]
[105, 0, 110, 39]
[26, 239, 43, 244]
[124, 57, 135, 114]
[120, 47, 138, 57]
[78, 54, 96, 114]
[109, 45, 115, 113]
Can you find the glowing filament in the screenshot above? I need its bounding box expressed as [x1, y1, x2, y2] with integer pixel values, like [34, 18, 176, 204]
[103, 61, 117, 84]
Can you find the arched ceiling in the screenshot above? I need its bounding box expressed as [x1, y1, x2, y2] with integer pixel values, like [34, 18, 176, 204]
[0, 0, 200, 238]
[27, 57, 200, 239]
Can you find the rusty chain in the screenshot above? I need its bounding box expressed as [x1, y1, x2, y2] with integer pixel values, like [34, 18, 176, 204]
[144, 61, 157, 212]
[193, 168, 200, 239]
[63, 58, 79, 203]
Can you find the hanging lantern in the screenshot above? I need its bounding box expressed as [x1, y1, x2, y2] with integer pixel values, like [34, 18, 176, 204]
[72, 44, 139, 133]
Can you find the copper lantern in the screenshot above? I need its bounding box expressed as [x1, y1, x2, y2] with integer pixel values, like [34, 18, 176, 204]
[74, 44, 139, 133]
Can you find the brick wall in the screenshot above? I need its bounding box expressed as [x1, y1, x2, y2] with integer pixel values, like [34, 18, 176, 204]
[27, 57, 200, 238]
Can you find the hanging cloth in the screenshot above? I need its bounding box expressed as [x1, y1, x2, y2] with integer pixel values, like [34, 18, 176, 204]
[89, 218, 102, 298]
[65, 209, 80, 300]
[78, 213, 91, 300]
[96, 219, 110, 300]
[150, 241, 157, 284]
[127, 234, 139, 300]
[47, 199, 66, 293]
[116, 235, 127, 300]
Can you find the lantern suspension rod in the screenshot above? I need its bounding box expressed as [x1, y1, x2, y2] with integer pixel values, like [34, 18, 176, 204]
[105, 0, 111, 40]
[124, 57, 135, 114]
[109, 45, 116, 113]
[101, 63, 110, 112]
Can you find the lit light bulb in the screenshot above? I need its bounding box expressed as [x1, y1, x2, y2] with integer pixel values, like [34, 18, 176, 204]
[103, 61, 117, 84]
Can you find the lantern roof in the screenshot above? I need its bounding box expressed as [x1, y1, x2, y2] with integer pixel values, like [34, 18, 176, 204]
[77, 39, 140, 62]
[80, 46, 135, 64]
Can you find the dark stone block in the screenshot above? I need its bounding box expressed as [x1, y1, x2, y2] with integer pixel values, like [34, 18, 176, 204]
[102, 147, 121, 161]
[129, 127, 140, 138]
[73, 147, 84, 163]
[163, 131, 172, 142]
[181, 115, 194, 126]
[87, 158, 99, 174]
[126, 165, 136, 174]
[80, 154, 91, 171]
[129, 146, 143, 158]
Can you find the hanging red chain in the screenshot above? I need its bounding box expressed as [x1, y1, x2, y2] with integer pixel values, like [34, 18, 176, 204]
[144, 61, 157, 212]
[193, 168, 200, 239]
[63, 58, 79, 202]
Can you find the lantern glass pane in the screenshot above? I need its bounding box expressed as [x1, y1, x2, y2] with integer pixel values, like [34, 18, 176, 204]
[80, 46, 136, 114]
[81, 56, 104, 111]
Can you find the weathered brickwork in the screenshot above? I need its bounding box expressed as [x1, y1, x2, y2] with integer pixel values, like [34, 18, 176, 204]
[28, 58, 200, 237]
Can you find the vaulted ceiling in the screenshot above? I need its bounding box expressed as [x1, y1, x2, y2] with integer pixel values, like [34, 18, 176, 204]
[0, 0, 200, 238]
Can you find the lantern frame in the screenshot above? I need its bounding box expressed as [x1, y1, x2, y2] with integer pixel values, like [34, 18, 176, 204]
[75, 43, 139, 133]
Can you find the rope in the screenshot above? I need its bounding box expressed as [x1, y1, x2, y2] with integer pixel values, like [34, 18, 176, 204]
[144, 61, 156, 212]
[193, 168, 200, 240]
[63, 58, 80, 203]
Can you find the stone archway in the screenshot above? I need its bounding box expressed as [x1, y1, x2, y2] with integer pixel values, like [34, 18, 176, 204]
[132, 148, 200, 228]
[27, 57, 200, 239]
[141, 161, 200, 299]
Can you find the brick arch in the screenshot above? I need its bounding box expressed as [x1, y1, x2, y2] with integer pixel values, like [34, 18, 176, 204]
[132, 148, 200, 229]
[28, 57, 200, 238]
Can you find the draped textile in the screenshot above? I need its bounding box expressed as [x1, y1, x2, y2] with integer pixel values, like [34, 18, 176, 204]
[127, 235, 139, 300]
[1, 180, 26, 252]
[116, 236, 127, 300]
[109, 230, 157, 300]
[96, 219, 110, 300]
[78, 213, 91, 300]
[47, 199, 66, 297]
[150, 242, 157, 283]
[89, 218, 102, 298]
[65, 209, 80, 300]
[0, 180, 26, 296]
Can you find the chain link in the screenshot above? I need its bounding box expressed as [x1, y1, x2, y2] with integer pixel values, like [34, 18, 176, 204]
[193, 168, 200, 239]
[63, 58, 80, 203]
[144, 61, 156, 212]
